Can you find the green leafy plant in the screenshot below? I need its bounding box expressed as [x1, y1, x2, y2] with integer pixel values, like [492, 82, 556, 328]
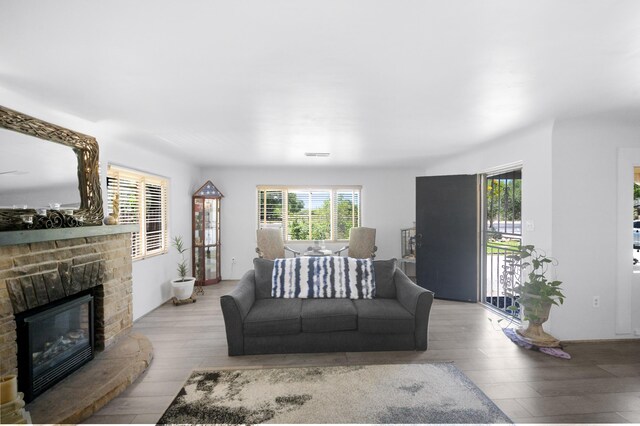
[502, 245, 565, 322]
[171, 235, 190, 281]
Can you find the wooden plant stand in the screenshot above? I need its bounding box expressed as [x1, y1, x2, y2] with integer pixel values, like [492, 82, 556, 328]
[172, 296, 196, 305]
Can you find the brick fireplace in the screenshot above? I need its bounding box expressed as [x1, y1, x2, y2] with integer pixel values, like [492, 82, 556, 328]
[0, 227, 136, 388]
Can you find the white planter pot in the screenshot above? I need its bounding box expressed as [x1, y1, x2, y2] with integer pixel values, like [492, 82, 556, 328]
[171, 277, 196, 300]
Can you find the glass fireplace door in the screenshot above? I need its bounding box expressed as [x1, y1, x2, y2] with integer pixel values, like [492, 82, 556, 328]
[17, 293, 94, 402]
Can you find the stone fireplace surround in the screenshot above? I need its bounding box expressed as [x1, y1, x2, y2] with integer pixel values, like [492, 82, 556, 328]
[0, 225, 151, 422]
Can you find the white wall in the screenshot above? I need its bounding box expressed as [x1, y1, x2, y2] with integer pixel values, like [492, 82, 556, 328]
[198, 166, 420, 279]
[423, 121, 555, 255]
[100, 139, 199, 320]
[551, 115, 640, 340]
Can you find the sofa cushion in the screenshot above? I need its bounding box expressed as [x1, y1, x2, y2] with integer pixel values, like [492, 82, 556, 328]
[253, 258, 274, 299]
[354, 298, 414, 334]
[244, 298, 302, 336]
[301, 299, 357, 333]
[373, 259, 397, 298]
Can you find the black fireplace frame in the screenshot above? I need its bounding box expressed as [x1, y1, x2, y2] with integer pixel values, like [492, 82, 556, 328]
[15, 291, 95, 402]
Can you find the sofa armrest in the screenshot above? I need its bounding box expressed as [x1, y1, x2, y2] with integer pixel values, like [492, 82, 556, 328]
[220, 270, 256, 355]
[394, 268, 434, 350]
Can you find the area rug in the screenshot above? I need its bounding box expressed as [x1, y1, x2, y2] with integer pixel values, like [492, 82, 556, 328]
[158, 363, 512, 424]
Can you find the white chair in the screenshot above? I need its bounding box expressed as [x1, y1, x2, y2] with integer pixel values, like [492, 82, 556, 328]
[256, 228, 300, 260]
[334, 227, 377, 259]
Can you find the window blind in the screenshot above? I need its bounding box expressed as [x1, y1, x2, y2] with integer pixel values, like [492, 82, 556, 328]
[335, 189, 360, 240]
[107, 166, 169, 259]
[257, 186, 361, 241]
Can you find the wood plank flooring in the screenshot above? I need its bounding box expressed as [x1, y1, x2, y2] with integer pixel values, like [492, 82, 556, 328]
[84, 280, 640, 424]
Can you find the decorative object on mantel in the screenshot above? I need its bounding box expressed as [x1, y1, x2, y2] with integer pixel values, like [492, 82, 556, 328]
[192, 180, 222, 288]
[501, 244, 565, 347]
[19, 208, 84, 230]
[0, 375, 31, 424]
[171, 235, 197, 305]
[0, 105, 104, 231]
[103, 193, 120, 225]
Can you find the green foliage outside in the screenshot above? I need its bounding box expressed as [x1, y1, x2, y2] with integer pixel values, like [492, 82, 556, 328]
[634, 183, 640, 219]
[258, 191, 359, 241]
[486, 178, 521, 223]
[289, 196, 358, 240]
[258, 191, 304, 222]
[486, 238, 520, 254]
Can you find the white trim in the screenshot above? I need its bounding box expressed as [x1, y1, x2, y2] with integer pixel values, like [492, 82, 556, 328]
[257, 184, 362, 191]
[483, 161, 524, 177]
[107, 163, 170, 181]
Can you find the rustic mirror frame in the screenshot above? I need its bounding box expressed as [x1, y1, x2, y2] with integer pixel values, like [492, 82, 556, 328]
[0, 105, 104, 231]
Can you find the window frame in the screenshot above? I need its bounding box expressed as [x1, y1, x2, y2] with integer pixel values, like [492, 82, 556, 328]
[257, 185, 362, 242]
[107, 165, 169, 261]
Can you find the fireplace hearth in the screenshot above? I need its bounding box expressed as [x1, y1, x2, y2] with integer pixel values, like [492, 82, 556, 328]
[16, 292, 94, 402]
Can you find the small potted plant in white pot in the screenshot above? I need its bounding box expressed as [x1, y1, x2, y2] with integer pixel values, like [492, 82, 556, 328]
[171, 235, 196, 300]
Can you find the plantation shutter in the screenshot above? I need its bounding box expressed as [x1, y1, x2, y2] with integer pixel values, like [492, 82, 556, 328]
[144, 179, 168, 254]
[310, 190, 331, 240]
[286, 189, 331, 241]
[107, 166, 169, 259]
[257, 189, 285, 238]
[107, 172, 142, 257]
[335, 189, 360, 240]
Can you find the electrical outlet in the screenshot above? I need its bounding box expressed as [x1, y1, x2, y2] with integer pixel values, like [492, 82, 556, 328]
[231, 257, 236, 264]
[592, 296, 600, 308]
[635, 329, 640, 336]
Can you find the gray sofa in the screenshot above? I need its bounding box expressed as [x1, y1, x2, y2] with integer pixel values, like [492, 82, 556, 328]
[220, 258, 434, 356]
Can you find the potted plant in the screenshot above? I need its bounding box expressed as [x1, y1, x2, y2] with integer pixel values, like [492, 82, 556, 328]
[502, 245, 565, 346]
[171, 235, 196, 300]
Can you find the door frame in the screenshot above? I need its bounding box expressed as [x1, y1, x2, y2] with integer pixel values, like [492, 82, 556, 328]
[616, 149, 640, 335]
[480, 162, 523, 317]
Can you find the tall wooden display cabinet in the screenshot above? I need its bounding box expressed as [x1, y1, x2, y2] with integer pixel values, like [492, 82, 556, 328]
[192, 181, 223, 285]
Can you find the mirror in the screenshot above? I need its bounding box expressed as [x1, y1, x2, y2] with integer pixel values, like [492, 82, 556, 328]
[0, 128, 81, 209]
[0, 106, 104, 231]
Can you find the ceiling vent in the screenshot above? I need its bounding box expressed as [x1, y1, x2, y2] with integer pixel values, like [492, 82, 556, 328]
[304, 152, 330, 157]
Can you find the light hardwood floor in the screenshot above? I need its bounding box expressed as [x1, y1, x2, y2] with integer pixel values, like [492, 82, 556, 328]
[84, 280, 640, 424]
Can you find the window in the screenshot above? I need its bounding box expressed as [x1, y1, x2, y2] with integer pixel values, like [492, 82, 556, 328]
[107, 165, 169, 259]
[257, 186, 361, 241]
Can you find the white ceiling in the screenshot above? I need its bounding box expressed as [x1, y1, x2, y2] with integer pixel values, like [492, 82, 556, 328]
[1, 0, 640, 167]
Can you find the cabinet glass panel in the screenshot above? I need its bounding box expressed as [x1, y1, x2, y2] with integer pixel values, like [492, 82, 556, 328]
[194, 246, 204, 281]
[205, 246, 217, 281]
[204, 198, 217, 245]
[194, 198, 204, 247]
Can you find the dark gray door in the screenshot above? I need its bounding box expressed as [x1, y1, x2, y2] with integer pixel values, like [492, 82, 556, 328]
[415, 175, 479, 302]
